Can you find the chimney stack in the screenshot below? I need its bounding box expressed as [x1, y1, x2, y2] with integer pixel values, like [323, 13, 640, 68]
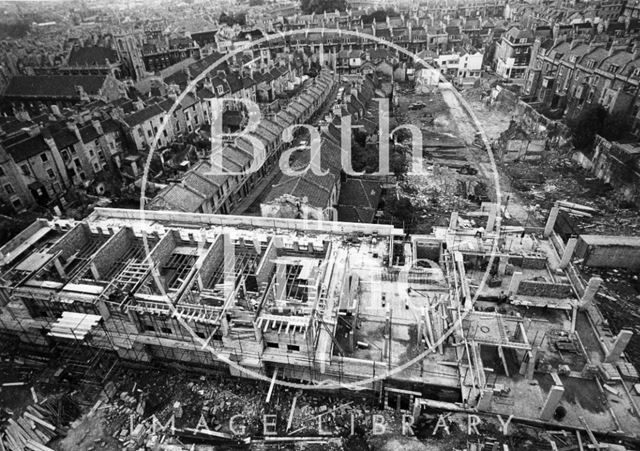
[92, 119, 103, 135]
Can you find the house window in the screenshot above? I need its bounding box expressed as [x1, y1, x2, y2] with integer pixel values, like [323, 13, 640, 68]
[20, 164, 30, 176]
[287, 344, 300, 352]
[93, 163, 100, 172]
[0, 167, 4, 177]
[147, 129, 153, 138]
[61, 150, 69, 161]
[40, 153, 48, 163]
[138, 128, 144, 138]
[12, 198, 22, 209]
[89, 149, 95, 157]
[216, 86, 224, 95]
[4, 183, 14, 194]
[160, 327, 172, 334]
[266, 342, 279, 348]
[47, 168, 55, 179]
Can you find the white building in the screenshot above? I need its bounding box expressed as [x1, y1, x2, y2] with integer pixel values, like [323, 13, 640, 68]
[435, 50, 484, 85]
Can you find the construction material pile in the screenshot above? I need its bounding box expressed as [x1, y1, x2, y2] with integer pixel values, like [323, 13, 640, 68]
[1, 394, 79, 451]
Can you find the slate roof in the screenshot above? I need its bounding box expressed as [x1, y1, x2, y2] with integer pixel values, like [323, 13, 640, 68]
[80, 124, 100, 143]
[123, 104, 165, 127]
[5, 134, 49, 163]
[67, 46, 119, 66]
[263, 138, 341, 209]
[149, 184, 206, 212]
[52, 129, 79, 150]
[3, 75, 108, 100]
[337, 178, 382, 223]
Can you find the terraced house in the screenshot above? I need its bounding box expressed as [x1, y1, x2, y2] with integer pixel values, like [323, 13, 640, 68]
[525, 39, 640, 124]
[148, 70, 336, 215]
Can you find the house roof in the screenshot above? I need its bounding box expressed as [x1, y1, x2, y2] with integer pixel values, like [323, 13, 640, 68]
[3, 75, 108, 100]
[52, 128, 79, 150]
[149, 184, 206, 212]
[79, 124, 100, 143]
[67, 46, 119, 66]
[5, 134, 49, 163]
[123, 104, 165, 127]
[263, 138, 341, 209]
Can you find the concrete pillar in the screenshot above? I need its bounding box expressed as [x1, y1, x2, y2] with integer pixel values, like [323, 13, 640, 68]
[604, 329, 633, 363]
[570, 306, 577, 334]
[544, 203, 560, 237]
[486, 203, 497, 233]
[559, 238, 578, 269]
[498, 345, 510, 377]
[540, 385, 564, 421]
[253, 319, 263, 345]
[90, 262, 100, 281]
[497, 257, 508, 276]
[580, 277, 603, 309]
[412, 398, 422, 421]
[54, 258, 67, 280]
[220, 315, 230, 336]
[476, 388, 493, 412]
[526, 347, 538, 380]
[508, 271, 524, 296]
[449, 211, 458, 229]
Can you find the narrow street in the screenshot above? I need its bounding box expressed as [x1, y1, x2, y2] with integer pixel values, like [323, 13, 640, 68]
[439, 85, 537, 226]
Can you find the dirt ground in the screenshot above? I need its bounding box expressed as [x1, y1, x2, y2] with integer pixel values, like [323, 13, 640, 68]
[55, 409, 119, 451]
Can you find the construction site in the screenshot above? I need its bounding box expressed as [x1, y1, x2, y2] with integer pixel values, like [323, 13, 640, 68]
[0, 205, 638, 450]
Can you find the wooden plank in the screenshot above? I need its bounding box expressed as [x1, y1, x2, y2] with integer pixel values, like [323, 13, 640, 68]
[576, 430, 584, 451]
[23, 413, 56, 432]
[25, 440, 55, 451]
[286, 395, 298, 432]
[578, 416, 600, 450]
[266, 368, 278, 404]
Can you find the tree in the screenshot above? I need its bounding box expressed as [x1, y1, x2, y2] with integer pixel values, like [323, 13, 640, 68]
[219, 12, 246, 26]
[361, 9, 393, 24]
[568, 105, 632, 151]
[389, 196, 413, 223]
[601, 111, 631, 142]
[567, 105, 607, 150]
[300, 0, 346, 14]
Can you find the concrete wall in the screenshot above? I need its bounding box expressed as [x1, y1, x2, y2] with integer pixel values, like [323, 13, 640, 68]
[575, 239, 640, 270]
[149, 230, 178, 267]
[255, 238, 277, 288]
[198, 234, 224, 288]
[91, 227, 131, 279]
[49, 223, 92, 261]
[92, 208, 403, 237]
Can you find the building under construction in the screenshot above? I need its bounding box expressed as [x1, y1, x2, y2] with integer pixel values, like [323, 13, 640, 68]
[0, 207, 639, 438]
